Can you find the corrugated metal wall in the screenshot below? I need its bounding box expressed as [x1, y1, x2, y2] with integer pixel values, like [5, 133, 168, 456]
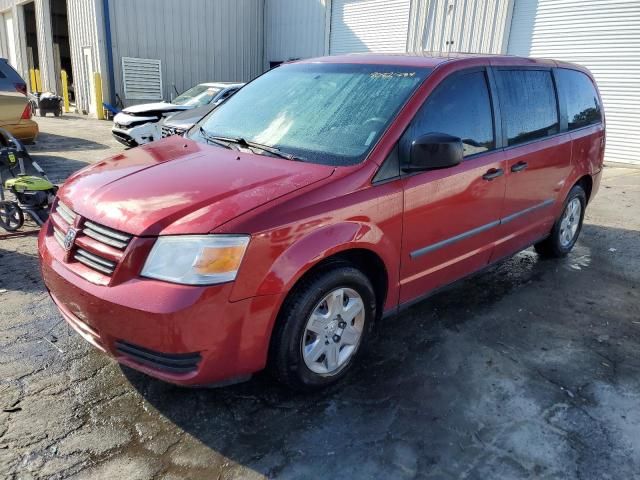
[263, 0, 514, 63]
[329, 0, 411, 54]
[34, 0, 56, 91]
[109, 0, 264, 106]
[265, 0, 327, 66]
[67, 0, 108, 114]
[408, 0, 513, 54]
[508, 0, 640, 165]
[0, 10, 9, 60]
[0, 1, 27, 80]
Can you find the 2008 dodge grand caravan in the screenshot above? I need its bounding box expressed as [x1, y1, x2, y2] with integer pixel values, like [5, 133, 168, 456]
[39, 54, 604, 390]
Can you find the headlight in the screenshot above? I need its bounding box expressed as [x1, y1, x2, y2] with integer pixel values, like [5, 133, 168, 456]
[141, 235, 250, 285]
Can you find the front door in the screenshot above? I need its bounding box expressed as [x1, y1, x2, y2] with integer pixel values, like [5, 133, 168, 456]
[400, 68, 507, 304]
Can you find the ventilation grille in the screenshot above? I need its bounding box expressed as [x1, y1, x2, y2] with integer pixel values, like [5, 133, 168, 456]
[122, 57, 163, 100]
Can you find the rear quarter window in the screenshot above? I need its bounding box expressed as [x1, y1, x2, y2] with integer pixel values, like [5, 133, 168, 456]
[555, 68, 602, 130]
[496, 69, 559, 147]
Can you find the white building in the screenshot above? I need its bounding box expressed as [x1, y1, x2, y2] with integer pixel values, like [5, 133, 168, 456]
[0, 0, 264, 114]
[265, 0, 639, 165]
[0, 0, 638, 164]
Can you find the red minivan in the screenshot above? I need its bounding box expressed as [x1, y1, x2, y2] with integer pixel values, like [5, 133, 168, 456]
[39, 54, 605, 389]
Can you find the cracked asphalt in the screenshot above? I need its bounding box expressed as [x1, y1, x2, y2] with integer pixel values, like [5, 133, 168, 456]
[1, 115, 639, 479]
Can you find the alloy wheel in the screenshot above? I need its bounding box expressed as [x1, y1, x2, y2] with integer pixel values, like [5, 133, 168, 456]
[559, 197, 582, 248]
[301, 287, 365, 375]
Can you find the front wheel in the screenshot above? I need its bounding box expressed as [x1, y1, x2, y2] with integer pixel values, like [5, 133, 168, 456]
[269, 264, 376, 390]
[0, 201, 25, 232]
[535, 185, 586, 257]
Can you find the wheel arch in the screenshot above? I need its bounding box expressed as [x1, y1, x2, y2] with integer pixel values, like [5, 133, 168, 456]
[282, 247, 389, 318]
[576, 174, 593, 203]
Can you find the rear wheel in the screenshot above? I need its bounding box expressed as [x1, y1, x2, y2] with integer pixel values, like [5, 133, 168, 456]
[270, 264, 376, 390]
[535, 185, 586, 257]
[0, 201, 24, 232]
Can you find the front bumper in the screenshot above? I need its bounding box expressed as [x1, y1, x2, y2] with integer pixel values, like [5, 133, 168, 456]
[38, 226, 284, 386]
[111, 122, 159, 147]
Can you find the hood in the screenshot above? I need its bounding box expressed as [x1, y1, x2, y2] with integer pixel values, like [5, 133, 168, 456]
[58, 136, 334, 236]
[122, 102, 193, 116]
[163, 104, 214, 129]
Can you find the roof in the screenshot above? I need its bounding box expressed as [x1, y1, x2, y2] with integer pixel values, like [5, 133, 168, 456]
[296, 52, 587, 72]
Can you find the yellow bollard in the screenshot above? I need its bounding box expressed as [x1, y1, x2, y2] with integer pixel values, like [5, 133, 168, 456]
[93, 72, 105, 120]
[61, 70, 70, 113]
[29, 69, 37, 92]
[34, 69, 42, 92]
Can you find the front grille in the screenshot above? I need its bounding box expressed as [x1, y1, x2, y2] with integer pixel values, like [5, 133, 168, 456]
[74, 248, 117, 275]
[50, 201, 132, 277]
[83, 220, 131, 249]
[161, 125, 186, 138]
[115, 341, 201, 374]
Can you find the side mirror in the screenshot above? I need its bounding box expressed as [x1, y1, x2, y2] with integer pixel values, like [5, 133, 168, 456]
[403, 133, 464, 172]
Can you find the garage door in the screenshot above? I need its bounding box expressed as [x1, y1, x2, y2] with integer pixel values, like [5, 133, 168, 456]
[508, 0, 640, 164]
[329, 0, 410, 55]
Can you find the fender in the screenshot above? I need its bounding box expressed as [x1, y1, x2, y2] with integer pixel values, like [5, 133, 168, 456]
[229, 220, 400, 310]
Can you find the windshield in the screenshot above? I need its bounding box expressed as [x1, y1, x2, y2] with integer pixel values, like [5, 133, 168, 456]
[173, 84, 223, 107]
[190, 63, 431, 166]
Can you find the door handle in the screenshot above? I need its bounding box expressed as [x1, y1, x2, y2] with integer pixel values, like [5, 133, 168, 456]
[482, 168, 504, 181]
[511, 161, 528, 173]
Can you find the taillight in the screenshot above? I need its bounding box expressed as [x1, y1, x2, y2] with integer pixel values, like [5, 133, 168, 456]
[14, 83, 27, 96]
[21, 103, 32, 120]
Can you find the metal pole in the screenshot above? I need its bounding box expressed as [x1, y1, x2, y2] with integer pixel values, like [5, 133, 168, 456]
[61, 70, 70, 113]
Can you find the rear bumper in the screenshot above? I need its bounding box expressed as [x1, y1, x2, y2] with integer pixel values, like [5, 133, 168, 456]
[38, 226, 284, 386]
[590, 169, 603, 202]
[0, 119, 39, 142]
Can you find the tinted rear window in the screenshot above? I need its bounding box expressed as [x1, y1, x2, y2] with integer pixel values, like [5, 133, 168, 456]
[555, 68, 602, 130]
[496, 69, 559, 147]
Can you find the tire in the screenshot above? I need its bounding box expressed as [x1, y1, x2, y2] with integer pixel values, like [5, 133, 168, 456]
[269, 264, 377, 390]
[0, 201, 25, 232]
[534, 185, 586, 258]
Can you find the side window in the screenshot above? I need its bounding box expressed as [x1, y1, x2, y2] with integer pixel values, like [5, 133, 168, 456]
[555, 68, 602, 130]
[496, 69, 559, 146]
[404, 70, 495, 158]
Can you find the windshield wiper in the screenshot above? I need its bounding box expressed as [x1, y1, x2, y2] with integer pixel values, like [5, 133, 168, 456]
[198, 127, 238, 150]
[211, 135, 305, 162]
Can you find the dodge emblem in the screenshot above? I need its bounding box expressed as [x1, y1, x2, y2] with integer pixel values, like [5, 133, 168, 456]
[63, 227, 79, 251]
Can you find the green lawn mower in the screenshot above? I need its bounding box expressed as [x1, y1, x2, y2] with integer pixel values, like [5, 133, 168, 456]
[0, 128, 57, 231]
